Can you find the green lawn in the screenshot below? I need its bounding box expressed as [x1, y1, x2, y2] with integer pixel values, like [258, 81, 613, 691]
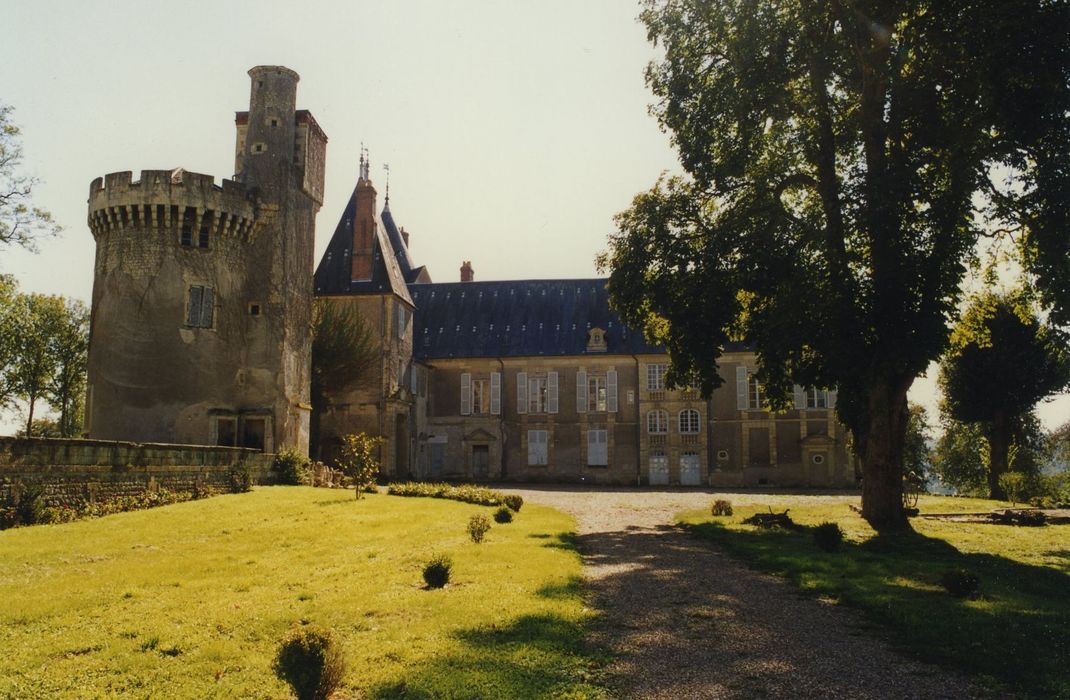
[679, 496, 1070, 698]
[0, 488, 607, 699]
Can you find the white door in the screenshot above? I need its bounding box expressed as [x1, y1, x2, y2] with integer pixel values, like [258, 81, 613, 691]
[680, 453, 701, 486]
[649, 455, 669, 485]
[587, 430, 608, 466]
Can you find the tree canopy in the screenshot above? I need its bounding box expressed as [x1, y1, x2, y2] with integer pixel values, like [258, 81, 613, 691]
[602, 0, 1070, 529]
[0, 103, 60, 251]
[939, 290, 1069, 497]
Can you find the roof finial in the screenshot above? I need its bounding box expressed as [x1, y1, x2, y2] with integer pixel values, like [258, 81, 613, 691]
[359, 144, 370, 181]
[383, 163, 391, 209]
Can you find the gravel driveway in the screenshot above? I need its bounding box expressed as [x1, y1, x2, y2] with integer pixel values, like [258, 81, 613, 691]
[502, 486, 979, 700]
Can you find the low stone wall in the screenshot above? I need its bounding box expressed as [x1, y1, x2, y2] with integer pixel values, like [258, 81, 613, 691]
[0, 437, 274, 506]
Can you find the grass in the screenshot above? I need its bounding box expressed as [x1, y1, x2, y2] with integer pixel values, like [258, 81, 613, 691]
[679, 495, 1070, 697]
[0, 487, 608, 698]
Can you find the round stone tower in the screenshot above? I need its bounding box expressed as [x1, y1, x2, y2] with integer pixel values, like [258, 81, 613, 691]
[85, 66, 326, 453]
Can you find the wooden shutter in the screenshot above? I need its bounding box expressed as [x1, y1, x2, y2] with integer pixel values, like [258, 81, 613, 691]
[547, 371, 559, 414]
[490, 372, 501, 415]
[736, 366, 749, 410]
[607, 369, 618, 412]
[793, 385, 807, 410]
[517, 372, 528, 413]
[187, 286, 203, 326]
[576, 369, 587, 413]
[460, 373, 472, 415]
[200, 287, 214, 327]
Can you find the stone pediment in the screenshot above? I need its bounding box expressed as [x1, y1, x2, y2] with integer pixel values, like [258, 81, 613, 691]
[463, 428, 497, 442]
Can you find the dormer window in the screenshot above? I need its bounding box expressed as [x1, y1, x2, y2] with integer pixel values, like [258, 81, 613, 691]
[586, 327, 607, 353]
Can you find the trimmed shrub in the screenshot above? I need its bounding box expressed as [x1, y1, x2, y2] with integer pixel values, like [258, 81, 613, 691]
[711, 499, 733, 517]
[228, 466, 253, 493]
[813, 522, 844, 552]
[467, 514, 491, 543]
[503, 494, 524, 512]
[493, 506, 514, 524]
[273, 449, 311, 485]
[387, 482, 505, 507]
[273, 625, 346, 700]
[422, 554, 453, 589]
[941, 568, 981, 599]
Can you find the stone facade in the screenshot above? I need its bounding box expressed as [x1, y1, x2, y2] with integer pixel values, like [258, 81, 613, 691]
[85, 66, 325, 454]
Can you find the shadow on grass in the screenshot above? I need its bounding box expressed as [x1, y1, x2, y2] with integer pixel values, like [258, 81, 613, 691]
[367, 613, 607, 699]
[682, 519, 1070, 697]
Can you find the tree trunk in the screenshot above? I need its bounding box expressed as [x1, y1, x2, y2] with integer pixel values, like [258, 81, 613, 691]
[987, 413, 1010, 501]
[25, 395, 36, 437]
[859, 378, 912, 531]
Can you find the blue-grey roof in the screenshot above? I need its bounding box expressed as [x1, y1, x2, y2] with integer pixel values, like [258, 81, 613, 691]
[408, 278, 664, 360]
[313, 189, 414, 304]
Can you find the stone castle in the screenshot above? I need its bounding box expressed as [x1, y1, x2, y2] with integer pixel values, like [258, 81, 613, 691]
[86, 66, 855, 488]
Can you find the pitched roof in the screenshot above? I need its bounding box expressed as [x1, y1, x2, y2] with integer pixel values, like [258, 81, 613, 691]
[313, 192, 414, 305]
[408, 278, 664, 360]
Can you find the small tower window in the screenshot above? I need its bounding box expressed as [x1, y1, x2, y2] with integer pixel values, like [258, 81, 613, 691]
[270, 118, 279, 127]
[248, 303, 262, 317]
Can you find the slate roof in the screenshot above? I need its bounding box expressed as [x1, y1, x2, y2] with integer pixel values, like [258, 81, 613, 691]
[408, 278, 665, 360]
[313, 190, 414, 305]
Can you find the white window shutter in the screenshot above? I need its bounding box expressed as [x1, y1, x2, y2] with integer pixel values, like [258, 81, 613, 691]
[460, 373, 472, 415]
[490, 372, 501, 415]
[547, 371, 559, 414]
[828, 388, 837, 408]
[793, 385, 807, 410]
[736, 366, 749, 410]
[607, 369, 618, 412]
[576, 369, 587, 413]
[517, 372, 528, 414]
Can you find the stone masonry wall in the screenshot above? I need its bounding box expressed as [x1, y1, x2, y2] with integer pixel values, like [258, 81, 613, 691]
[0, 437, 273, 507]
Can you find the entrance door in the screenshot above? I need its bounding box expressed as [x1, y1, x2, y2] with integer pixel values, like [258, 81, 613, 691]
[649, 454, 669, 485]
[680, 452, 701, 486]
[430, 444, 444, 478]
[472, 445, 489, 480]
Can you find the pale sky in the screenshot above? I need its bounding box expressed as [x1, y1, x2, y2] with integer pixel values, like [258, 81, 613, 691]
[1, 0, 1066, 433]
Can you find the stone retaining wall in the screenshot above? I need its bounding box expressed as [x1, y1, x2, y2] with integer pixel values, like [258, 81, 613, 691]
[0, 437, 274, 506]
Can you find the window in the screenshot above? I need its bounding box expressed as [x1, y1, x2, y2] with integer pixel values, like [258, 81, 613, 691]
[216, 417, 237, 447]
[806, 388, 829, 409]
[396, 305, 410, 339]
[736, 367, 766, 410]
[242, 418, 266, 451]
[647, 363, 666, 391]
[587, 429, 608, 466]
[588, 375, 607, 412]
[472, 378, 488, 414]
[647, 410, 668, 434]
[528, 376, 547, 413]
[679, 409, 700, 434]
[748, 374, 762, 409]
[186, 285, 215, 328]
[198, 214, 211, 248]
[527, 430, 548, 466]
[248, 303, 261, 316]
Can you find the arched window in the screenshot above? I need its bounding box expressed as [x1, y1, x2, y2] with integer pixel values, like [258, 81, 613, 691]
[646, 410, 668, 434]
[679, 409, 700, 434]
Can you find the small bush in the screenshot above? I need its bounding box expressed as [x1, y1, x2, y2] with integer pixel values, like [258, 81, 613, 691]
[813, 522, 844, 552]
[941, 568, 981, 599]
[467, 514, 491, 543]
[493, 506, 514, 524]
[711, 499, 733, 517]
[999, 472, 1028, 505]
[14, 484, 46, 526]
[273, 625, 346, 700]
[273, 449, 311, 486]
[503, 494, 524, 512]
[228, 466, 252, 493]
[422, 554, 453, 588]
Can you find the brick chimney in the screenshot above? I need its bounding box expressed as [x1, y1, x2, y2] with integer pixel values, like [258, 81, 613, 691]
[460, 261, 474, 282]
[350, 178, 377, 281]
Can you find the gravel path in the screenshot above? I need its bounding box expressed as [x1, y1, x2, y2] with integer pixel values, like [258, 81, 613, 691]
[503, 486, 979, 700]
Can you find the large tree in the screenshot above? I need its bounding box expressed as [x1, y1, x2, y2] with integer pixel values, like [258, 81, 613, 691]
[0, 103, 60, 251]
[310, 298, 377, 459]
[602, 0, 1070, 529]
[9, 294, 67, 435]
[45, 298, 89, 437]
[938, 290, 1069, 498]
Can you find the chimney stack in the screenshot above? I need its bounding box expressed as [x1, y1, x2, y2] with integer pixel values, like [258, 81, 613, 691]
[460, 261, 474, 282]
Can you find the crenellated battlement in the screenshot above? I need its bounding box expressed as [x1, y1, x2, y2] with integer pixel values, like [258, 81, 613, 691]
[87, 168, 260, 242]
